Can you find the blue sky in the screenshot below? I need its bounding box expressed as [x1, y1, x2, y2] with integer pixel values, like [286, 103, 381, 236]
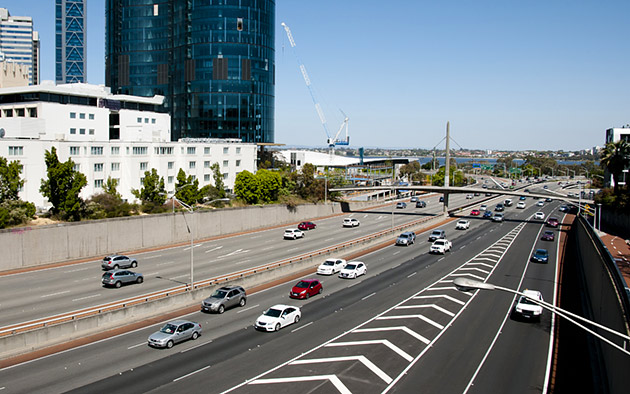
[8, 1, 630, 151]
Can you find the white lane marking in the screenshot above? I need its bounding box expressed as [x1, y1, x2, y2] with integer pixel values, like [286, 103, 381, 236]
[459, 245, 466, 249]
[260, 246, 274, 251]
[362, 292, 376, 300]
[249, 235, 261, 239]
[234, 259, 251, 265]
[354, 326, 430, 345]
[395, 304, 455, 317]
[377, 314, 444, 330]
[438, 257, 445, 262]
[40, 291, 70, 298]
[181, 341, 210, 353]
[66, 267, 91, 272]
[414, 294, 465, 305]
[323, 238, 334, 242]
[326, 340, 413, 362]
[407, 272, 417, 278]
[459, 267, 490, 274]
[286, 248, 299, 252]
[156, 261, 174, 266]
[449, 273, 485, 280]
[291, 356, 392, 384]
[204, 246, 223, 254]
[392, 251, 400, 256]
[72, 294, 101, 302]
[466, 262, 493, 268]
[172, 274, 189, 279]
[73, 277, 98, 283]
[173, 365, 211, 382]
[128, 342, 146, 350]
[250, 375, 351, 394]
[144, 255, 162, 259]
[291, 322, 313, 332]
[236, 304, 260, 314]
[183, 244, 203, 251]
[217, 249, 249, 258]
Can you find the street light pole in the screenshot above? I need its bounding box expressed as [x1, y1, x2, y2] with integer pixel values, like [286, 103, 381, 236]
[453, 278, 630, 356]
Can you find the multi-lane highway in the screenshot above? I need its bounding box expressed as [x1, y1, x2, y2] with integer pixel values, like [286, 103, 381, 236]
[0, 180, 568, 393]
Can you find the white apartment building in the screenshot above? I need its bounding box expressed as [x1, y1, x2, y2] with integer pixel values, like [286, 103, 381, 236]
[0, 82, 257, 208]
[605, 126, 630, 187]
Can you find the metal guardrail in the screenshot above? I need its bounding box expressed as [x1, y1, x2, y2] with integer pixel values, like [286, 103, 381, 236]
[0, 214, 440, 338]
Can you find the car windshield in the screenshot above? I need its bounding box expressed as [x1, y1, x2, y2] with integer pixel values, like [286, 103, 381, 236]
[264, 308, 282, 318]
[399, 234, 409, 239]
[431, 231, 441, 236]
[345, 264, 356, 270]
[536, 249, 547, 256]
[211, 290, 227, 298]
[323, 261, 334, 266]
[160, 323, 177, 334]
[295, 281, 310, 288]
[519, 297, 538, 305]
[458, 221, 466, 225]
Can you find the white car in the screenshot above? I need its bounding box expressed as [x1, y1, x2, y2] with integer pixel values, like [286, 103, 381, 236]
[343, 218, 360, 227]
[516, 202, 526, 209]
[534, 212, 545, 220]
[284, 228, 304, 240]
[339, 261, 367, 279]
[466, 194, 473, 199]
[480, 204, 487, 211]
[513, 290, 544, 321]
[430, 239, 452, 254]
[254, 304, 301, 332]
[456, 220, 470, 230]
[317, 258, 347, 275]
[536, 200, 544, 207]
[492, 213, 504, 222]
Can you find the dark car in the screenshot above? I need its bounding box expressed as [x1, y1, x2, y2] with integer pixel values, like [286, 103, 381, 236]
[542, 231, 555, 241]
[101, 269, 143, 288]
[474, 192, 480, 196]
[519, 196, 526, 200]
[289, 279, 322, 299]
[439, 196, 444, 202]
[416, 200, 427, 208]
[201, 286, 247, 313]
[547, 217, 559, 228]
[483, 210, 493, 218]
[531, 249, 549, 263]
[297, 221, 316, 231]
[494, 204, 504, 212]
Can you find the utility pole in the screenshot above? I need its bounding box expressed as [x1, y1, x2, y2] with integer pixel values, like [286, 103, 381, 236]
[444, 121, 450, 214]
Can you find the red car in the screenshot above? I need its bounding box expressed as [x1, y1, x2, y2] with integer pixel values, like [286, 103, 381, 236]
[470, 209, 480, 216]
[547, 217, 559, 228]
[298, 221, 316, 231]
[289, 278, 322, 299]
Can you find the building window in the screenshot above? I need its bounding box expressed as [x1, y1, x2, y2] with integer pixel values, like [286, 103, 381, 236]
[145, 118, 149, 123]
[28, 107, 37, 117]
[223, 173, 228, 180]
[111, 146, 120, 155]
[189, 161, 196, 169]
[137, 117, 142, 123]
[223, 147, 229, 154]
[191, 175, 196, 181]
[236, 147, 241, 154]
[69, 146, 80, 155]
[204, 161, 211, 168]
[204, 174, 211, 182]
[132, 147, 148, 155]
[15, 108, 25, 117]
[89, 113, 94, 120]
[94, 163, 104, 172]
[236, 160, 241, 167]
[89, 129, 95, 135]
[168, 161, 174, 169]
[204, 147, 210, 155]
[8, 146, 23, 156]
[79, 113, 86, 119]
[140, 162, 148, 170]
[187, 147, 196, 155]
[223, 160, 228, 167]
[91, 147, 103, 155]
[70, 112, 76, 119]
[70, 128, 76, 134]
[168, 176, 174, 184]
[151, 118, 156, 124]
[95, 179, 103, 188]
[80, 128, 86, 135]
[111, 162, 120, 171]
[73, 164, 81, 172]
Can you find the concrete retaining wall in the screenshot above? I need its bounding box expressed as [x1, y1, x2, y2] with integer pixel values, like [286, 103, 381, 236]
[0, 201, 380, 272]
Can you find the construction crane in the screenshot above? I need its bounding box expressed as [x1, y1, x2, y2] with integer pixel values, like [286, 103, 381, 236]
[281, 22, 350, 156]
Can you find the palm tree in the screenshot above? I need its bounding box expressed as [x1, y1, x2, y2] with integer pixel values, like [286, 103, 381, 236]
[600, 140, 630, 194]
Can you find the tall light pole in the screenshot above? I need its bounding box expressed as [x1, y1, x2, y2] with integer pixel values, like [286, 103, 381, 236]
[453, 278, 630, 356]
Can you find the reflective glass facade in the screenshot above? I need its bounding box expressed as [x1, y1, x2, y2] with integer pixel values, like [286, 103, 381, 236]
[55, 0, 87, 84]
[105, 0, 275, 143]
[0, 8, 38, 85]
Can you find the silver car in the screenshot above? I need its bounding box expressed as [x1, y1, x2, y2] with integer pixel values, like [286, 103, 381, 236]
[201, 286, 247, 313]
[102, 255, 137, 270]
[101, 269, 143, 288]
[396, 231, 416, 246]
[148, 320, 202, 349]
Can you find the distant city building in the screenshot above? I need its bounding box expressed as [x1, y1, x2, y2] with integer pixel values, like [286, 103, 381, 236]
[105, 0, 275, 143]
[0, 82, 256, 208]
[604, 126, 630, 187]
[55, 0, 87, 83]
[0, 8, 39, 85]
[0, 59, 29, 88]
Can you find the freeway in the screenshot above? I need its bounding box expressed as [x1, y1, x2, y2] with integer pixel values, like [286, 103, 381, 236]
[0, 187, 565, 393]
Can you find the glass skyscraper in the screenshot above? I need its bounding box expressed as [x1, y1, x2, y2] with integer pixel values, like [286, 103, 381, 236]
[56, 0, 87, 84]
[105, 1, 275, 143]
[0, 8, 39, 85]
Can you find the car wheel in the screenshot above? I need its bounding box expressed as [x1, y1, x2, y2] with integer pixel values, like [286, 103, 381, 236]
[113, 264, 119, 270]
[191, 331, 199, 340]
[294, 315, 300, 324]
[136, 276, 143, 284]
[218, 305, 225, 314]
[115, 281, 122, 288]
[305, 293, 310, 299]
[318, 287, 322, 294]
[275, 323, 281, 331]
[131, 261, 137, 268]
[166, 340, 174, 349]
[239, 298, 246, 307]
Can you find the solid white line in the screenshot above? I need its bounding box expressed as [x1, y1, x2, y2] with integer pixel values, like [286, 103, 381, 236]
[377, 314, 444, 330]
[291, 322, 312, 332]
[127, 342, 146, 350]
[354, 326, 430, 345]
[72, 294, 101, 302]
[362, 292, 376, 300]
[326, 340, 413, 362]
[291, 356, 392, 384]
[173, 365, 211, 382]
[395, 304, 455, 317]
[414, 294, 465, 305]
[40, 291, 70, 298]
[236, 304, 260, 314]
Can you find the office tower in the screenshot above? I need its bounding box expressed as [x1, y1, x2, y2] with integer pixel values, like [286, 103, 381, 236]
[105, 1, 275, 143]
[0, 8, 39, 85]
[56, 0, 87, 83]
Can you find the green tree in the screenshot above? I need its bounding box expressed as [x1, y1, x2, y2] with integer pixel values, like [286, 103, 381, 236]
[600, 140, 630, 194]
[0, 157, 24, 202]
[40, 147, 87, 221]
[256, 169, 282, 202]
[175, 169, 201, 205]
[131, 168, 166, 208]
[234, 170, 259, 204]
[103, 176, 122, 200]
[212, 163, 226, 198]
